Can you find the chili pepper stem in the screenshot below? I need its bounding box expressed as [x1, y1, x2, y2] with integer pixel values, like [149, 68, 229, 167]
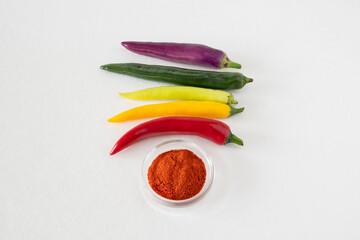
[226, 132, 244, 146]
[227, 61, 242, 69]
[229, 106, 244, 116]
[220, 55, 242, 69]
[228, 94, 238, 104]
[246, 77, 253, 83]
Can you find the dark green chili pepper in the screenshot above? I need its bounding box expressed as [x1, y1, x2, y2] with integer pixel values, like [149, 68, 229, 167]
[100, 63, 253, 90]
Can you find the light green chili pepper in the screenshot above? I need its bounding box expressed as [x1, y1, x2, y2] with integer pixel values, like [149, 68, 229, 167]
[118, 86, 238, 104]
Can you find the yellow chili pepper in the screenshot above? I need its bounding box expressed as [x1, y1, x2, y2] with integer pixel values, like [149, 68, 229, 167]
[118, 86, 238, 104]
[108, 101, 244, 122]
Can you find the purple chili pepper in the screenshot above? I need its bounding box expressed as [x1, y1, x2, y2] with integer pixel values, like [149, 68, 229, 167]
[121, 41, 242, 69]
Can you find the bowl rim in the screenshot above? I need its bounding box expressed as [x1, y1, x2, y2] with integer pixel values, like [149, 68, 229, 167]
[141, 139, 214, 207]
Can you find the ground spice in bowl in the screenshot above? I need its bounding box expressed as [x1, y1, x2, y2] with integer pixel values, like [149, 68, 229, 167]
[147, 149, 206, 200]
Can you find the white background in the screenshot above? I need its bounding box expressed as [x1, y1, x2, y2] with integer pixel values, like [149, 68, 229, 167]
[1, 0, 360, 239]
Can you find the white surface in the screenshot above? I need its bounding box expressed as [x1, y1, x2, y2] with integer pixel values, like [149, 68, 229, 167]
[1, 0, 360, 239]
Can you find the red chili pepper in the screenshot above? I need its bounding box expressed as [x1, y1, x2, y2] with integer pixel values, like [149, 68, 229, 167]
[110, 116, 243, 155]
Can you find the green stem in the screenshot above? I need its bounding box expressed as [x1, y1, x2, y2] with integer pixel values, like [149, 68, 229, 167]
[229, 106, 244, 116]
[246, 77, 253, 83]
[220, 55, 241, 69]
[227, 61, 242, 69]
[227, 94, 238, 104]
[226, 132, 243, 146]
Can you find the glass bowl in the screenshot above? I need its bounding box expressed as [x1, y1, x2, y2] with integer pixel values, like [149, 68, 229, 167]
[141, 139, 214, 207]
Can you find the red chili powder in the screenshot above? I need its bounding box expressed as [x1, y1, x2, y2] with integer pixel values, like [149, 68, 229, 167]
[147, 149, 206, 200]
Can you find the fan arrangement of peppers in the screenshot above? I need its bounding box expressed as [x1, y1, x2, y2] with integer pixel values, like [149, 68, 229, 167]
[101, 41, 253, 155]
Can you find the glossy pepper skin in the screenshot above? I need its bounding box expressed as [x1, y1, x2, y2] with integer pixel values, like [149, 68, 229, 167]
[107, 101, 244, 122]
[110, 116, 243, 155]
[121, 41, 242, 69]
[100, 63, 253, 90]
[119, 86, 238, 104]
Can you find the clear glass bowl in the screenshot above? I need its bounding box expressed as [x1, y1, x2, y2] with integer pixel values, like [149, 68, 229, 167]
[141, 139, 214, 207]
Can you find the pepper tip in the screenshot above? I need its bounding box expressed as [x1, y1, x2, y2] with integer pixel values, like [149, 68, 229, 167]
[110, 144, 121, 155]
[110, 149, 118, 155]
